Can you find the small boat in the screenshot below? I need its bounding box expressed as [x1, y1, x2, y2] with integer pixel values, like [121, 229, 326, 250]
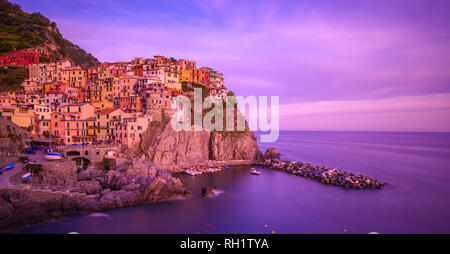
[31, 146, 43, 151]
[25, 149, 36, 154]
[250, 168, 261, 175]
[22, 173, 32, 181]
[4, 162, 14, 171]
[185, 169, 196, 176]
[45, 152, 64, 160]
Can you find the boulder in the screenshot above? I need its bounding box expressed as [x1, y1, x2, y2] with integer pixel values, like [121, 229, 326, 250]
[77, 166, 106, 181]
[263, 147, 281, 161]
[201, 186, 221, 197]
[115, 176, 128, 189]
[78, 180, 102, 195]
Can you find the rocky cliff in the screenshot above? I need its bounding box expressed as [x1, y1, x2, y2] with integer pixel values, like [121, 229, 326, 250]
[127, 120, 260, 169]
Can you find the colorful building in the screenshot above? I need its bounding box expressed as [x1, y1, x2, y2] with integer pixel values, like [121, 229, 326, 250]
[0, 48, 49, 67]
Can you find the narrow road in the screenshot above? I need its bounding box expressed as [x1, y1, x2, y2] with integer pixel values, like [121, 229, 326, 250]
[0, 161, 24, 189]
[0, 151, 45, 189]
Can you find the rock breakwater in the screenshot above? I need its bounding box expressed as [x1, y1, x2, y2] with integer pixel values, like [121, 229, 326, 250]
[259, 148, 386, 189]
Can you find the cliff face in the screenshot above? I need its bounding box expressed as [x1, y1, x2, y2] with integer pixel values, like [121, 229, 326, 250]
[128, 120, 260, 168]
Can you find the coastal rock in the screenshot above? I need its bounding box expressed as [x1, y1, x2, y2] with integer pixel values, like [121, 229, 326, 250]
[122, 183, 140, 192]
[202, 186, 221, 197]
[102, 158, 117, 171]
[127, 120, 260, 169]
[78, 180, 102, 195]
[0, 189, 70, 230]
[115, 176, 128, 190]
[209, 131, 259, 161]
[0, 196, 14, 218]
[126, 158, 158, 177]
[31, 160, 78, 189]
[264, 159, 386, 190]
[101, 170, 122, 189]
[153, 125, 211, 166]
[262, 147, 281, 161]
[0, 160, 189, 232]
[77, 166, 106, 181]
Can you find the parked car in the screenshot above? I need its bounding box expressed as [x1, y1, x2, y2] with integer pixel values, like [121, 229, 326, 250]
[19, 156, 30, 163]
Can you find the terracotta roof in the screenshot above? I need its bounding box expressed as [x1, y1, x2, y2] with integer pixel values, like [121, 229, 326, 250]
[96, 108, 119, 115]
[66, 102, 90, 106]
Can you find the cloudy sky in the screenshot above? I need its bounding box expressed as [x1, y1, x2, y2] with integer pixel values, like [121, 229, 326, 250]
[13, 0, 450, 131]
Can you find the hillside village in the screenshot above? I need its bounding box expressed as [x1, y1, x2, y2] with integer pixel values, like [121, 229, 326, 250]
[0, 48, 228, 147]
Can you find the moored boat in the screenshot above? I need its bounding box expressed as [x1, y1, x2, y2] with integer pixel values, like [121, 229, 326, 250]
[250, 168, 261, 175]
[22, 172, 32, 181]
[25, 149, 36, 154]
[45, 152, 64, 160]
[185, 169, 196, 176]
[4, 162, 14, 171]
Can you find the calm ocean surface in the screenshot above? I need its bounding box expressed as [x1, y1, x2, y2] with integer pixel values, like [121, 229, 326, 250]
[22, 131, 450, 234]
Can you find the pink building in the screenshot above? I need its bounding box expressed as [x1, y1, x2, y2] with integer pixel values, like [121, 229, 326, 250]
[50, 112, 66, 144]
[114, 114, 150, 147]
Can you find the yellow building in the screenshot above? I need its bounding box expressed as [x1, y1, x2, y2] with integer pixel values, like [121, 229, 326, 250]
[132, 57, 145, 65]
[61, 67, 87, 88]
[87, 116, 97, 137]
[90, 79, 114, 109]
[94, 108, 124, 141]
[10, 106, 35, 128]
[180, 70, 192, 83]
[163, 67, 181, 91]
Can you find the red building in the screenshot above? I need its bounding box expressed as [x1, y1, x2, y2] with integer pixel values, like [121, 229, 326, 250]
[0, 48, 49, 67]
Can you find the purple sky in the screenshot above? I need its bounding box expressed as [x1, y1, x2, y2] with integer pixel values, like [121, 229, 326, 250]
[12, 0, 450, 131]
